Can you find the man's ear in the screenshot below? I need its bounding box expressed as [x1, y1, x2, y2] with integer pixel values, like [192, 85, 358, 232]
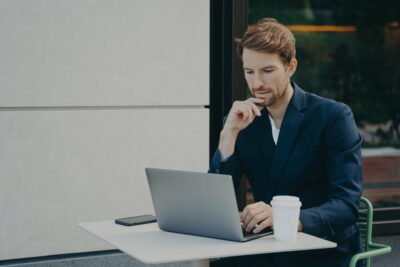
[287, 58, 297, 77]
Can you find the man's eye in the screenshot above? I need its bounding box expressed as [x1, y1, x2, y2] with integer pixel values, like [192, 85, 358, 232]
[245, 71, 254, 74]
[264, 69, 273, 73]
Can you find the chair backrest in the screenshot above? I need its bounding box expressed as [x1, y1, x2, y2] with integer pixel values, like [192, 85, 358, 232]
[357, 197, 373, 266]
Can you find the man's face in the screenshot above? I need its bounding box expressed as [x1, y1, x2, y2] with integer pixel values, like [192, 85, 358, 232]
[242, 48, 296, 107]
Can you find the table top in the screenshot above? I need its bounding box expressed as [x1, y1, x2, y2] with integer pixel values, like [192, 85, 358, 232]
[79, 220, 336, 264]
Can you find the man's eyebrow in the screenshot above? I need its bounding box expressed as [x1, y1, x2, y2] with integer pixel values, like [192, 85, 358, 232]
[243, 65, 276, 70]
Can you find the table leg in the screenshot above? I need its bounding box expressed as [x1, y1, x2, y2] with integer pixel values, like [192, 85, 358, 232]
[192, 258, 209, 267]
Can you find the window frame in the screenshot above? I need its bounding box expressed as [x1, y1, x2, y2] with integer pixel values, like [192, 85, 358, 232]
[209, 0, 400, 233]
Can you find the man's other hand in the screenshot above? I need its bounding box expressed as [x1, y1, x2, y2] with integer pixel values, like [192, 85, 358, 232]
[240, 201, 304, 233]
[240, 201, 272, 233]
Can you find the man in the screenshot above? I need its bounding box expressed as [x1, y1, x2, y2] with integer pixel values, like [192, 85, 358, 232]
[209, 18, 363, 267]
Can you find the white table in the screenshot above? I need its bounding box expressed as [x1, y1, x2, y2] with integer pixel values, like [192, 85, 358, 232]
[79, 220, 336, 266]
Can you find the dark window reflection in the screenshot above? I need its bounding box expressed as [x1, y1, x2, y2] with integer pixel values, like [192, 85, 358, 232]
[248, 0, 400, 208]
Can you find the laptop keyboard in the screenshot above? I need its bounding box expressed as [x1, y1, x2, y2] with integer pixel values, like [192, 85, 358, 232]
[242, 227, 273, 238]
[242, 229, 260, 238]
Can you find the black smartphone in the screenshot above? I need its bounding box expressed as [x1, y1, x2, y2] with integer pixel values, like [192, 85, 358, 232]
[115, 215, 157, 226]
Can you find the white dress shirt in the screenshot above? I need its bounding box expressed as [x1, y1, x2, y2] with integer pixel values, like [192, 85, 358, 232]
[268, 114, 280, 145]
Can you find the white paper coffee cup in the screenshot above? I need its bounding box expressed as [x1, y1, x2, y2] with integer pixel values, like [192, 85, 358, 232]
[271, 195, 302, 241]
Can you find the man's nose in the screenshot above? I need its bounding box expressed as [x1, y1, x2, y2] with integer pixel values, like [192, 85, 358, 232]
[253, 74, 263, 89]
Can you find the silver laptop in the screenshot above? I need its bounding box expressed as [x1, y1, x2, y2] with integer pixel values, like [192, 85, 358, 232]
[145, 168, 273, 242]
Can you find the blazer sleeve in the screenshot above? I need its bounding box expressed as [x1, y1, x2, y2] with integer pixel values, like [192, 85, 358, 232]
[208, 146, 245, 193]
[299, 103, 363, 240]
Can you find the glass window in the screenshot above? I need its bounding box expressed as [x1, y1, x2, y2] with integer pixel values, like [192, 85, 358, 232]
[247, 0, 400, 209]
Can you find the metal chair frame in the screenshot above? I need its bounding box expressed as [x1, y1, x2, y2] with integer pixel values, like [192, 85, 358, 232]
[349, 197, 392, 267]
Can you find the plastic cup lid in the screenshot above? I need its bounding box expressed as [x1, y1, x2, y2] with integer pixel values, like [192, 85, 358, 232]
[271, 195, 302, 207]
[272, 195, 299, 202]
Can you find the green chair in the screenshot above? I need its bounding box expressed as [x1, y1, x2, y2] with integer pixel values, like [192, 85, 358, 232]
[349, 197, 392, 267]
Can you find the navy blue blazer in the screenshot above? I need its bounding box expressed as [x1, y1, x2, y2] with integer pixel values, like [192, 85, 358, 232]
[209, 83, 363, 266]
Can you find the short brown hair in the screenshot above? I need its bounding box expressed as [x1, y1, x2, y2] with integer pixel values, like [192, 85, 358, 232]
[236, 18, 296, 66]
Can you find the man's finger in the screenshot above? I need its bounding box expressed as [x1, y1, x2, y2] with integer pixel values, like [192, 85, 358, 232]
[243, 205, 265, 227]
[236, 105, 247, 121]
[240, 205, 249, 221]
[242, 106, 249, 121]
[249, 102, 262, 116]
[246, 105, 254, 122]
[242, 203, 261, 224]
[253, 217, 272, 233]
[248, 97, 265, 104]
[242, 101, 261, 118]
[247, 98, 264, 112]
[246, 213, 268, 232]
[240, 203, 257, 221]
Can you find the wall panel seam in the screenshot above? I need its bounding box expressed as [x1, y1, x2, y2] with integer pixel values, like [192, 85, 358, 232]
[0, 105, 209, 111]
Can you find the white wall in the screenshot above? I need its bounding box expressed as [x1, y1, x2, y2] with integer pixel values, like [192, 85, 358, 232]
[0, 0, 209, 260]
[0, 0, 209, 106]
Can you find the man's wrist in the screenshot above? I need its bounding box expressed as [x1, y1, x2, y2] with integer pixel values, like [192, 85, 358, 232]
[297, 220, 303, 232]
[218, 128, 239, 159]
[221, 124, 241, 135]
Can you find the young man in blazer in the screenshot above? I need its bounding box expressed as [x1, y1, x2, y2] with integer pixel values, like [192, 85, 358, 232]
[209, 18, 363, 267]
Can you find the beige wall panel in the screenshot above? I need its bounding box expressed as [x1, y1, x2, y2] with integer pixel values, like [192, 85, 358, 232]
[0, 0, 209, 107]
[0, 108, 209, 260]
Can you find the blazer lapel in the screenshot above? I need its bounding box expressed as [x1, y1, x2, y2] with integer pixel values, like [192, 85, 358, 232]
[269, 83, 307, 194]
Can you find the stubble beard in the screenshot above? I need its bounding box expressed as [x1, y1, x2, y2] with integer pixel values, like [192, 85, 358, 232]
[264, 95, 277, 107]
[262, 78, 290, 107]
